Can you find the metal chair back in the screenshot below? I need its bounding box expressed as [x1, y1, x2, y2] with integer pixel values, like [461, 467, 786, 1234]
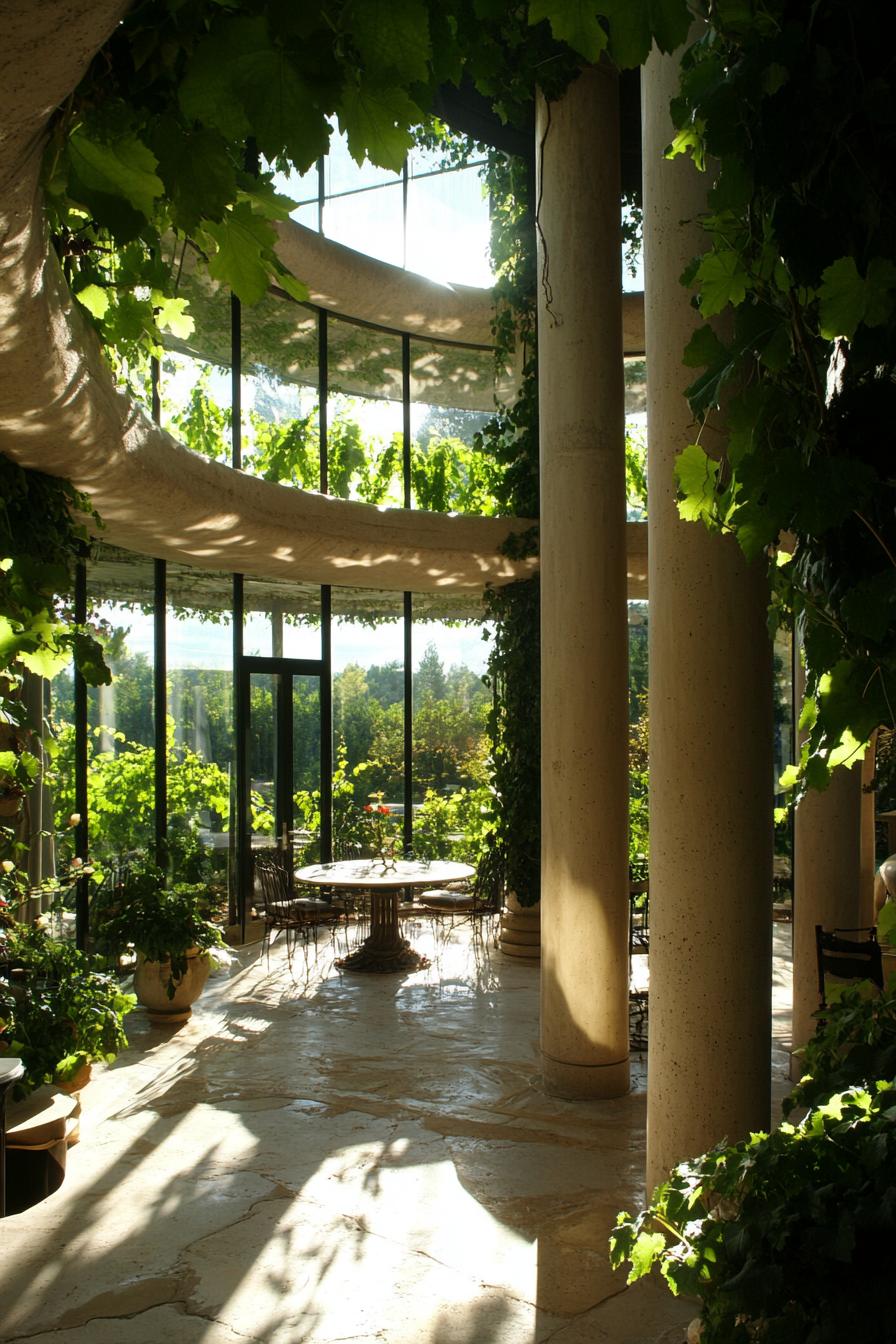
[815, 924, 883, 1008]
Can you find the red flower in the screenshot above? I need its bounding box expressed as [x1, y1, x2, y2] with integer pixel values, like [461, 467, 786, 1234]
[363, 804, 373, 813]
[377, 805, 390, 815]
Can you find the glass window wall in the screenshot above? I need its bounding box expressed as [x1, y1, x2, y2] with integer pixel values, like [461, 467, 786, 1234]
[241, 293, 320, 488]
[411, 615, 492, 864]
[166, 564, 234, 888]
[331, 588, 405, 856]
[327, 317, 404, 504]
[243, 577, 322, 662]
[84, 550, 156, 863]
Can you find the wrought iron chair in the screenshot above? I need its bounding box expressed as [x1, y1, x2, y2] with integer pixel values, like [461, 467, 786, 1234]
[416, 870, 500, 958]
[628, 877, 650, 1053]
[815, 924, 883, 1009]
[253, 850, 337, 969]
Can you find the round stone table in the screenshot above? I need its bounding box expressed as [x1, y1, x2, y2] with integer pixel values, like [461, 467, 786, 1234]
[295, 858, 475, 972]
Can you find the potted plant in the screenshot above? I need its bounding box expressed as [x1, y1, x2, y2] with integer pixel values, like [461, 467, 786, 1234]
[92, 859, 224, 1023]
[0, 921, 135, 1096]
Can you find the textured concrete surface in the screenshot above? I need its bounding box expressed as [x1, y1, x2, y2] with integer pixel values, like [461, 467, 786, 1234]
[0, 919, 792, 1343]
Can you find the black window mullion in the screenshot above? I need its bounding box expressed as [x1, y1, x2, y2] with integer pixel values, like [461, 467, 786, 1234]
[403, 591, 413, 856]
[233, 572, 245, 930]
[317, 156, 326, 235]
[402, 333, 412, 509]
[276, 672, 293, 877]
[150, 353, 168, 871]
[319, 310, 328, 495]
[320, 586, 333, 862]
[153, 558, 167, 869]
[231, 294, 241, 470]
[73, 555, 89, 949]
[401, 334, 413, 854]
[402, 158, 409, 270]
[319, 307, 333, 860]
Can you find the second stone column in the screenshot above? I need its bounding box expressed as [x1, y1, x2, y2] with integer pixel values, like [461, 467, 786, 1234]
[537, 65, 631, 1100]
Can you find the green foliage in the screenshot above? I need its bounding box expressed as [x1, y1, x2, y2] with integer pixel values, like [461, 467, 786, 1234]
[412, 785, 494, 865]
[628, 692, 649, 876]
[785, 980, 896, 1118]
[0, 455, 110, 894]
[0, 923, 135, 1094]
[0, 454, 109, 704]
[482, 577, 540, 906]
[168, 364, 504, 513]
[473, 143, 542, 910]
[668, 1, 896, 798]
[43, 0, 622, 374]
[610, 1083, 896, 1344]
[293, 740, 370, 858]
[51, 720, 229, 867]
[91, 857, 223, 994]
[528, 0, 690, 70]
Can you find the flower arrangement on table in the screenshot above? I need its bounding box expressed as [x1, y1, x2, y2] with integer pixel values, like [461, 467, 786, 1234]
[363, 793, 398, 869]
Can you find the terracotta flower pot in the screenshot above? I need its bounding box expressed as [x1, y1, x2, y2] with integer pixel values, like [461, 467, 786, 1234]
[133, 948, 210, 1025]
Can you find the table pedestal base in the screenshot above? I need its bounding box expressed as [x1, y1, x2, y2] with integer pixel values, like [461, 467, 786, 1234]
[335, 888, 430, 974]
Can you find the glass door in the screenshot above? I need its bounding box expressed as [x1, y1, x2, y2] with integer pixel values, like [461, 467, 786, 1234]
[237, 658, 326, 924]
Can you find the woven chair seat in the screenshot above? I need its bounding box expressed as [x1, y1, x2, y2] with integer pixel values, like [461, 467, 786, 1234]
[418, 889, 475, 911]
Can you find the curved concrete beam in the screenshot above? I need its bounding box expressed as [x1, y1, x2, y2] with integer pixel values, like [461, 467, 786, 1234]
[0, 0, 536, 595]
[0, 1, 646, 597]
[276, 222, 496, 346]
[274, 221, 645, 356]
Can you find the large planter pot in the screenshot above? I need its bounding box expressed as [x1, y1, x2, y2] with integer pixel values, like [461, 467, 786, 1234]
[133, 949, 210, 1025]
[498, 891, 541, 961]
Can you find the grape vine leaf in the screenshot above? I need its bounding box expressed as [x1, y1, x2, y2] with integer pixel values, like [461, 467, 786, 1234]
[818, 257, 866, 341]
[682, 323, 727, 369]
[696, 249, 751, 316]
[151, 122, 237, 235]
[675, 443, 721, 523]
[337, 82, 418, 171]
[153, 294, 194, 341]
[179, 16, 329, 170]
[74, 283, 110, 321]
[863, 257, 896, 328]
[68, 130, 163, 222]
[271, 261, 310, 304]
[528, 0, 608, 65]
[201, 204, 277, 305]
[629, 1231, 666, 1280]
[602, 0, 690, 69]
[728, 499, 777, 560]
[347, 0, 432, 83]
[839, 571, 896, 643]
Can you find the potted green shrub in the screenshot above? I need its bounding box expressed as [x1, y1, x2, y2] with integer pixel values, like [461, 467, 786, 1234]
[92, 859, 224, 1023]
[0, 922, 135, 1095]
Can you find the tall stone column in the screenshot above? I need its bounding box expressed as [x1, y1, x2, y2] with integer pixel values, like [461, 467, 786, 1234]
[537, 65, 630, 1100]
[643, 43, 773, 1189]
[791, 763, 863, 1070]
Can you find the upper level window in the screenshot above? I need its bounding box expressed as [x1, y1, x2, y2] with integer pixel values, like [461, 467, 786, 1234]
[278, 129, 494, 289]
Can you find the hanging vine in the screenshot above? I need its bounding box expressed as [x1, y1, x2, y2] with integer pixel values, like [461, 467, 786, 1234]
[667, 0, 896, 796]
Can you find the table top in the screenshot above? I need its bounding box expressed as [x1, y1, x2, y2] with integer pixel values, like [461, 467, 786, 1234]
[295, 858, 475, 890]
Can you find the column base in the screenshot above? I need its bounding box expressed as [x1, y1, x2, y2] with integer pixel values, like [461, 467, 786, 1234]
[541, 1052, 630, 1099]
[499, 902, 541, 960]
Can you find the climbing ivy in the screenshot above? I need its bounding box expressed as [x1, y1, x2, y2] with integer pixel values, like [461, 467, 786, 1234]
[0, 456, 109, 875]
[45, 1, 688, 370]
[666, 0, 896, 795]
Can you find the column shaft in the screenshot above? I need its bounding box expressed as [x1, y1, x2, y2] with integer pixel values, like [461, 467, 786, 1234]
[791, 764, 863, 1068]
[537, 65, 630, 1100]
[643, 43, 773, 1189]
